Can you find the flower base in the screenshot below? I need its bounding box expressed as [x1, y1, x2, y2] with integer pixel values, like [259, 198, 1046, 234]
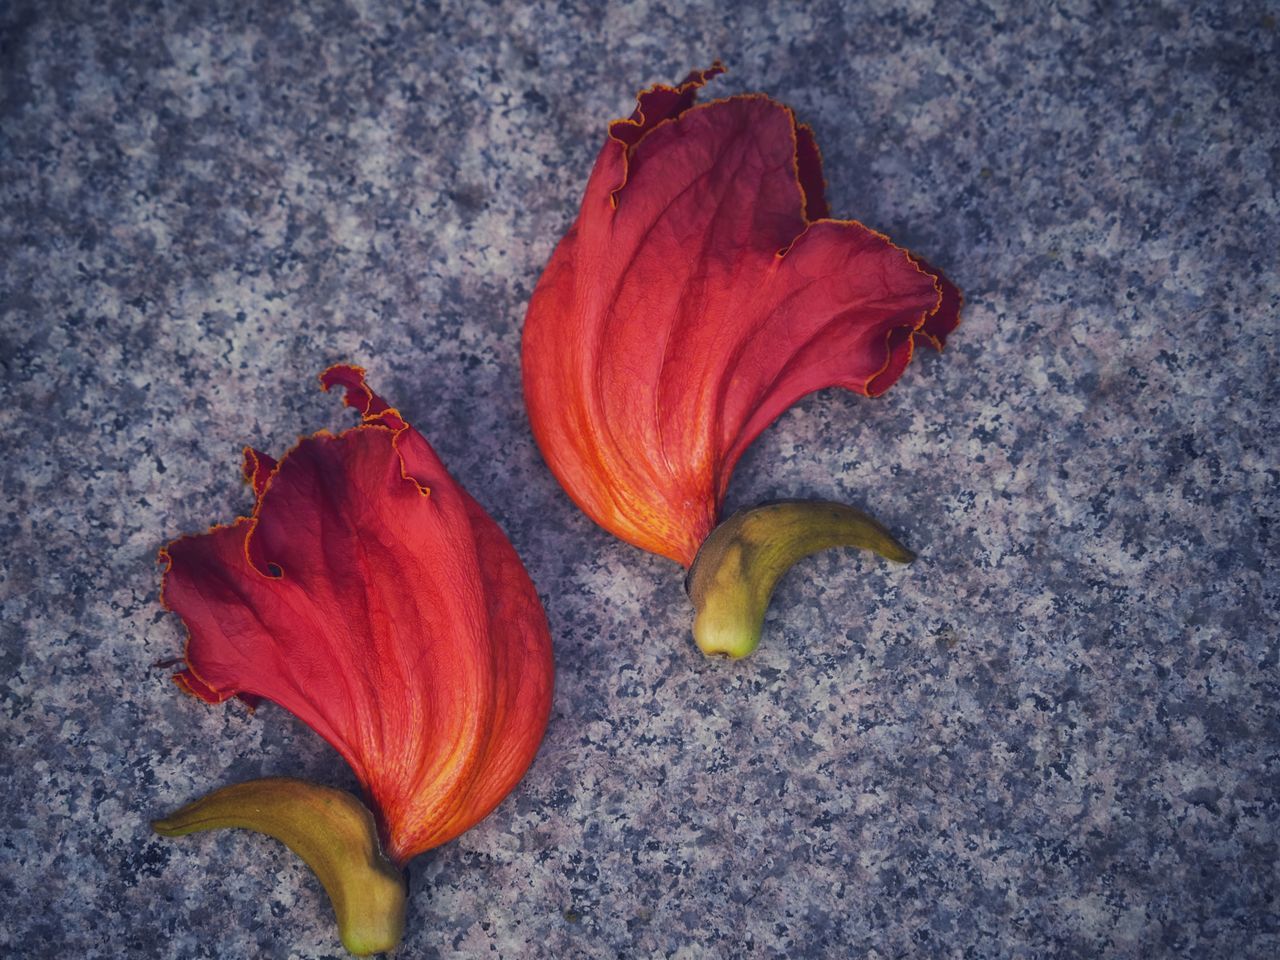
[153, 777, 407, 956]
[684, 500, 915, 658]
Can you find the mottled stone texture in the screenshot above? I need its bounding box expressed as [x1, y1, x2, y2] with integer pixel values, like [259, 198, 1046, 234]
[2, 1, 1276, 957]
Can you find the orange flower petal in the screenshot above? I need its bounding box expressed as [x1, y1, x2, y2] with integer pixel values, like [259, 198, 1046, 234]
[523, 67, 960, 566]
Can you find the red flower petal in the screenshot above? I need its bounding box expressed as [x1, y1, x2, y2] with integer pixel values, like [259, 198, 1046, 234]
[160, 366, 554, 865]
[523, 68, 960, 566]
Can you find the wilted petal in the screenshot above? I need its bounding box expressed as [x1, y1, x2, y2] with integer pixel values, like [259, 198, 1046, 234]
[523, 67, 960, 566]
[160, 366, 554, 865]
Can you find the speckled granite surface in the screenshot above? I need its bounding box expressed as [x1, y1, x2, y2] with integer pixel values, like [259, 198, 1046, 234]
[3, 1, 1277, 957]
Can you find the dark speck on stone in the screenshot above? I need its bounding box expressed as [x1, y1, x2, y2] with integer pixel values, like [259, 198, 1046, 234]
[2, 1, 1277, 958]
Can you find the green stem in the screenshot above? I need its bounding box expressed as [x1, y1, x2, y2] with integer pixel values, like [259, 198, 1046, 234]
[685, 500, 915, 659]
[153, 777, 406, 956]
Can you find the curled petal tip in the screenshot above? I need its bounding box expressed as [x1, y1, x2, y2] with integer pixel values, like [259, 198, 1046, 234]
[319, 364, 406, 430]
[318, 362, 368, 391]
[241, 447, 277, 497]
[609, 61, 727, 147]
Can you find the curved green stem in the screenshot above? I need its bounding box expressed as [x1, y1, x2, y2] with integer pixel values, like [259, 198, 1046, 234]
[685, 500, 915, 659]
[153, 777, 406, 956]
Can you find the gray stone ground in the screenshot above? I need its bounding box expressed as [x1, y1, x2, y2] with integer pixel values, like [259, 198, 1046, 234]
[2, 1, 1277, 957]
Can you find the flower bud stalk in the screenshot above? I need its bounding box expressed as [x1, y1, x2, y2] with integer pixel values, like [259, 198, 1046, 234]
[686, 500, 915, 658]
[153, 777, 406, 956]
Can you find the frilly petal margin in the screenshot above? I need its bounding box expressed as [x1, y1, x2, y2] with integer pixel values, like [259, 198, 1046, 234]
[522, 66, 961, 567]
[157, 366, 554, 866]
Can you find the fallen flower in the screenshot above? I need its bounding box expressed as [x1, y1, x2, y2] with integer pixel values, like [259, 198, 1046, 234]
[522, 65, 960, 657]
[153, 366, 554, 954]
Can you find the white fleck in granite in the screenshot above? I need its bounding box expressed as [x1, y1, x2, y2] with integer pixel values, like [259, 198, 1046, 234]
[2, 1, 1277, 957]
